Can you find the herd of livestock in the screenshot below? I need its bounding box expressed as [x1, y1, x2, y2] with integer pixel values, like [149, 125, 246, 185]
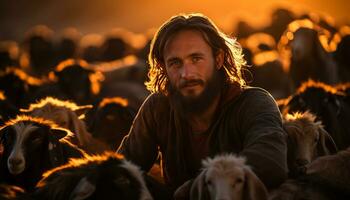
[0, 8, 350, 200]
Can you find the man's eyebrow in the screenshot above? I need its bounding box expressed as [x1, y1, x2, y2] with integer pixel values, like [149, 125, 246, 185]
[165, 57, 180, 63]
[189, 52, 205, 57]
[165, 52, 205, 63]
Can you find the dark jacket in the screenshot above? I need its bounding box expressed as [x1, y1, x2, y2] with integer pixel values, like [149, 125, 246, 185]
[118, 84, 288, 190]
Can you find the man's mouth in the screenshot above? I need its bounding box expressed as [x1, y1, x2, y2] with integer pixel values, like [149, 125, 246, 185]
[180, 80, 203, 89]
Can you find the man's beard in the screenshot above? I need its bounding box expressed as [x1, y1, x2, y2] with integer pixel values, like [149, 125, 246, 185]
[168, 69, 224, 115]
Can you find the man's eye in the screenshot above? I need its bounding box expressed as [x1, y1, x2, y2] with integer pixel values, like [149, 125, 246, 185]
[192, 57, 201, 62]
[168, 60, 181, 68]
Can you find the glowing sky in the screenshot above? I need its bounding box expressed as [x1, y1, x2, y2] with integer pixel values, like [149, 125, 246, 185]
[0, 0, 348, 40]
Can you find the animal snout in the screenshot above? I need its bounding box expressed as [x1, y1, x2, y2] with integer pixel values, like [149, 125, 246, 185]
[295, 159, 309, 166]
[9, 157, 23, 166]
[8, 156, 25, 175]
[297, 165, 307, 175]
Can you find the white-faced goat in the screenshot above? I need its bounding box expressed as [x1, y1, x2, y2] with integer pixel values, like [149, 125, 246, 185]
[21, 97, 109, 153]
[0, 115, 86, 191]
[283, 111, 338, 177]
[31, 152, 153, 200]
[175, 154, 268, 200]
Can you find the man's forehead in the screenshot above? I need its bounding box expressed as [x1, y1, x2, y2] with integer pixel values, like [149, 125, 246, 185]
[163, 30, 211, 60]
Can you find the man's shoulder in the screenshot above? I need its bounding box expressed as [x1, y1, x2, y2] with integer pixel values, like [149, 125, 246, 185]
[228, 86, 275, 104]
[241, 86, 273, 96]
[144, 92, 169, 105]
[140, 92, 171, 112]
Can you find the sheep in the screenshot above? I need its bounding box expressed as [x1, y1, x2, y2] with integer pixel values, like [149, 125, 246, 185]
[280, 80, 350, 150]
[0, 115, 86, 191]
[283, 111, 338, 177]
[50, 59, 104, 104]
[31, 152, 153, 200]
[174, 154, 268, 200]
[0, 90, 18, 126]
[23, 25, 56, 76]
[21, 97, 110, 154]
[0, 67, 44, 108]
[84, 96, 136, 150]
[278, 19, 338, 89]
[269, 148, 350, 200]
[305, 147, 350, 196]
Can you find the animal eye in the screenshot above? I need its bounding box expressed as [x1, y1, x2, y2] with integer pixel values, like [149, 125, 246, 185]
[115, 176, 131, 186]
[314, 137, 319, 142]
[236, 178, 243, 184]
[206, 180, 212, 186]
[32, 137, 43, 144]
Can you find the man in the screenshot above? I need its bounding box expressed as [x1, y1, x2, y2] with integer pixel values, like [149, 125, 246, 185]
[117, 13, 287, 193]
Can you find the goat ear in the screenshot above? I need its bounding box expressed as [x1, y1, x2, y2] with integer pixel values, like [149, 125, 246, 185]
[69, 177, 96, 200]
[190, 170, 210, 200]
[0, 126, 11, 155]
[50, 128, 68, 140]
[243, 167, 268, 200]
[317, 127, 338, 156]
[0, 126, 10, 142]
[74, 105, 93, 118]
[67, 111, 88, 147]
[174, 179, 193, 200]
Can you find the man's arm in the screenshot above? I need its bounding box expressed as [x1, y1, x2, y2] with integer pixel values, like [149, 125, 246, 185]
[117, 94, 159, 172]
[238, 88, 288, 189]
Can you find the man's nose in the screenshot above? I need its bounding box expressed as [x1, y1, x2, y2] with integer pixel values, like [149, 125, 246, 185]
[180, 62, 195, 80]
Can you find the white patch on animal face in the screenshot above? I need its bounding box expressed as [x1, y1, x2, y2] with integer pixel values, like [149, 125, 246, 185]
[7, 122, 38, 175]
[206, 166, 245, 200]
[202, 154, 247, 200]
[120, 160, 153, 200]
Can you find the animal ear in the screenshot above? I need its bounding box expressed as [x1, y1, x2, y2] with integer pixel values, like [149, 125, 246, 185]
[67, 111, 88, 146]
[69, 177, 96, 200]
[317, 126, 338, 156]
[0, 140, 3, 154]
[50, 128, 69, 140]
[190, 170, 210, 200]
[0, 126, 10, 143]
[283, 125, 297, 148]
[74, 105, 93, 118]
[243, 167, 268, 200]
[0, 129, 4, 154]
[174, 179, 193, 200]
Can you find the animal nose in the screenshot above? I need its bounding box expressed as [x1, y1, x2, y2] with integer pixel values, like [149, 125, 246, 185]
[297, 165, 307, 175]
[9, 158, 23, 166]
[296, 159, 309, 166]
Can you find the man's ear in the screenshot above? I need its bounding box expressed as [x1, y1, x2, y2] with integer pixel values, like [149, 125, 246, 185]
[215, 50, 224, 70]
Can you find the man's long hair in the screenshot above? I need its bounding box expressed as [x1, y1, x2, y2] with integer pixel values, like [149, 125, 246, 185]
[146, 13, 247, 94]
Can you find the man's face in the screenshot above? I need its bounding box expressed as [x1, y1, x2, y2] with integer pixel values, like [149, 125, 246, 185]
[164, 30, 218, 98]
[163, 29, 223, 113]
